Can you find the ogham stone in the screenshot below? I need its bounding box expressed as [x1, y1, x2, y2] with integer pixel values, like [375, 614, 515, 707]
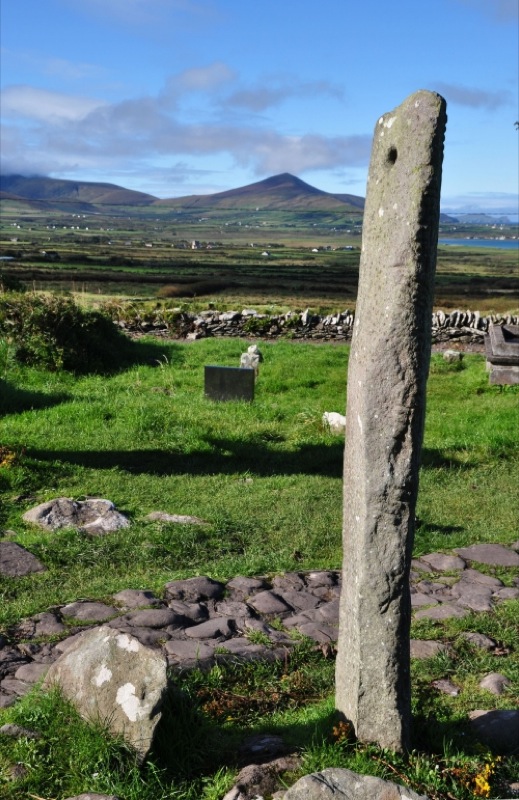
[335, 90, 447, 752]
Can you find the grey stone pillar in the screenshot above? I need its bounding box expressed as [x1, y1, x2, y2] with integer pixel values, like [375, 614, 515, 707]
[335, 90, 447, 752]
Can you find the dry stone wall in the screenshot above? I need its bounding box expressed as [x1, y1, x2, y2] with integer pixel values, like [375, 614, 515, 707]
[115, 307, 519, 344]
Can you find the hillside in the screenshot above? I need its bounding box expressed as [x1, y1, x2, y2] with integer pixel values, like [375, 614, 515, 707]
[0, 175, 156, 206]
[155, 173, 365, 212]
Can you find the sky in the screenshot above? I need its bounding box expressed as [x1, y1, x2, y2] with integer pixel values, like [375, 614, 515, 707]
[1, 0, 518, 215]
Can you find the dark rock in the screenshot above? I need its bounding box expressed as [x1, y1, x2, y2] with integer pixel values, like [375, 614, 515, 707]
[185, 617, 236, 639]
[454, 543, 519, 567]
[164, 576, 225, 602]
[0, 541, 46, 577]
[0, 723, 40, 739]
[410, 640, 451, 659]
[61, 601, 120, 622]
[420, 552, 466, 571]
[469, 709, 519, 754]
[112, 589, 162, 608]
[414, 603, 468, 620]
[247, 590, 294, 617]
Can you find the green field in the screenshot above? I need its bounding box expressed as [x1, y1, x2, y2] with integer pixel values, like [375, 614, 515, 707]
[1, 201, 518, 313]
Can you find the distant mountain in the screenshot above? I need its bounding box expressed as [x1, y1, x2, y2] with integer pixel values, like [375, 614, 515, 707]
[0, 175, 156, 206]
[154, 173, 365, 213]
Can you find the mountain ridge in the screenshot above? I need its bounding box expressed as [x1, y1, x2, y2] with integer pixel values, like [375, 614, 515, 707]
[0, 172, 365, 213]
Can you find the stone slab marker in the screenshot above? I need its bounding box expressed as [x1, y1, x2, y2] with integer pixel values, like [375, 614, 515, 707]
[335, 90, 447, 752]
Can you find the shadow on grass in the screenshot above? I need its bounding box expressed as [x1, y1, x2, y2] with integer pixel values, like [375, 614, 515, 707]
[421, 448, 477, 470]
[0, 381, 71, 416]
[27, 439, 345, 477]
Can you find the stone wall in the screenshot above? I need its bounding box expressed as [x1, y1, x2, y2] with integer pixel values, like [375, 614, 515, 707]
[115, 307, 519, 344]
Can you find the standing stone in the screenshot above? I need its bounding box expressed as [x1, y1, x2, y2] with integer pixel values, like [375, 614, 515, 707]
[335, 90, 447, 752]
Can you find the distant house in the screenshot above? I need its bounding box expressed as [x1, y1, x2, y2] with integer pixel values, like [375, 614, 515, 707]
[191, 240, 201, 249]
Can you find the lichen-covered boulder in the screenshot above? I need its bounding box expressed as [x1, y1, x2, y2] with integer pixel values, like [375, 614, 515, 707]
[43, 625, 167, 760]
[22, 497, 130, 535]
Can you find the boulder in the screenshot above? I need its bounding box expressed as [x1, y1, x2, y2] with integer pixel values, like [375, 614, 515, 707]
[283, 768, 428, 799]
[322, 412, 346, 434]
[469, 709, 519, 754]
[22, 498, 130, 535]
[0, 541, 46, 576]
[43, 626, 167, 760]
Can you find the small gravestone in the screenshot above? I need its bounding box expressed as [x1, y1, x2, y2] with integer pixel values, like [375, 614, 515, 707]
[485, 324, 519, 384]
[240, 344, 263, 374]
[335, 90, 447, 752]
[205, 365, 255, 401]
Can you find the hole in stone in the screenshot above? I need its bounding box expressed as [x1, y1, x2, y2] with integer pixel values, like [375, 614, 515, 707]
[387, 147, 397, 165]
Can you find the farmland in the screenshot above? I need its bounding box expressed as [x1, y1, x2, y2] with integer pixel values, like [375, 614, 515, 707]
[1, 199, 518, 314]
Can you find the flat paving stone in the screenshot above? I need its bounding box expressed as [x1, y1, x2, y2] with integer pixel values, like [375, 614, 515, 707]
[60, 601, 120, 622]
[0, 542, 46, 577]
[112, 589, 162, 608]
[113, 608, 185, 629]
[410, 640, 451, 659]
[185, 617, 236, 639]
[420, 552, 466, 571]
[164, 576, 225, 602]
[414, 603, 469, 620]
[247, 590, 294, 617]
[454, 543, 519, 567]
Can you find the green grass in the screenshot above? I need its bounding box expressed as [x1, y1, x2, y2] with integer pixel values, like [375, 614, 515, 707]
[1, 338, 518, 799]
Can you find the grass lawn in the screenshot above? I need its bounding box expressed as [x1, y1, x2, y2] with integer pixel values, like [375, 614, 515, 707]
[1, 337, 518, 799]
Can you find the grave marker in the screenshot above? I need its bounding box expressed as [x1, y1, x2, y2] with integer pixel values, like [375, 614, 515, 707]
[335, 90, 447, 752]
[204, 365, 255, 402]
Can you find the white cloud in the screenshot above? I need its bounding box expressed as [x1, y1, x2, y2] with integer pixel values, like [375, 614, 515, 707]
[433, 82, 513, 110]
[226, 79, 345, 112]
[1, 85, 107, 122]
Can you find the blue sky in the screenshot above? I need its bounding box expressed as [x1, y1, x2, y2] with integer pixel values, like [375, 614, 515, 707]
[1, 0, 518, 214]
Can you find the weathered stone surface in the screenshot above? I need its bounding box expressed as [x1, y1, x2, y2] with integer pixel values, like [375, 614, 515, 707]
[163, 638, 215, 665]
[112, 589, 162, 608]
[22, 497, 130, 535]
[227, 576, 268, 599]
[0, 723, 40, 739]
[43, 626, 167, 760]
[431, 679, 459, 695]
[469, 709, 519, 754]
[0, 541, 46, 577]
[454, 543, 519, 566]
[145, 511, 207, 525]
[420, 552, 466, 572]
[247, 590, 294, 617]
[14, 662, 48, 684]
[461, 632, 497, 650]
[63, 795, 120, 800]
[283, 768, 429, 799]
[414, 603, 468, 620]
[61, 601, 120, 622]
[479, 672, 511, 695]
[410, 640, 451, 660]
[336, 90, 447, 752]
[113, 608, 184, 629]
[185, 616, 236, 639]
[164, 576, 225, 602]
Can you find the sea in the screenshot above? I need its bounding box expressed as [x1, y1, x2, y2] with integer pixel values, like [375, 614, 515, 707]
[438, 238, 518, 250]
